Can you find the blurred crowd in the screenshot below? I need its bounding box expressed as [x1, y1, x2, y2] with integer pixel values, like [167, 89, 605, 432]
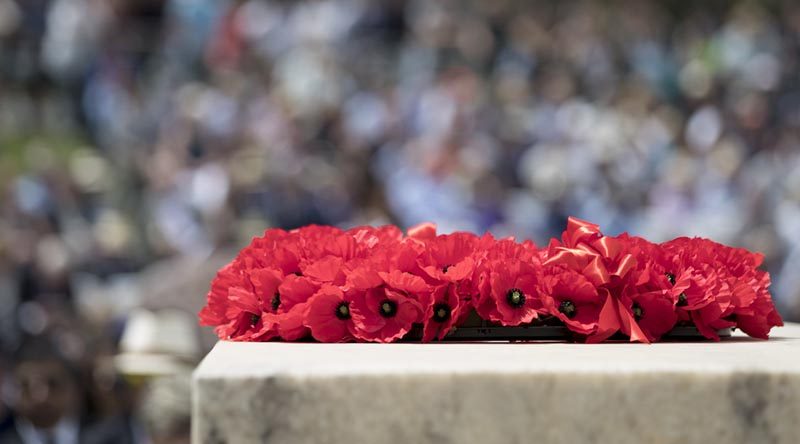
[2, 0, 800, 442]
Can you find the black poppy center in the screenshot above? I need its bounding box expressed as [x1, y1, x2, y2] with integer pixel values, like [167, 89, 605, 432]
[666, 272, 676, 286]
[632, 303, 644, 320]
[335, 302, 351, 320]
[250, 313, 260, 326]
[558, 300, 577, 319]
[506, 288, 525, 308]
[379, 299, 398, 318]
[442, 264, 452, 273]
[677, 293, 688, 307]
[432, 303, 451, 322]
[271, 292, 281, 312]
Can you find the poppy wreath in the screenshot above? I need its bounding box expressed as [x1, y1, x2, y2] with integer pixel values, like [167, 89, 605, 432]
[199, 217, 783, 343]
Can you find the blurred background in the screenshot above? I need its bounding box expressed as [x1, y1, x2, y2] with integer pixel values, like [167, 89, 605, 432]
[2, 0, 800, 442]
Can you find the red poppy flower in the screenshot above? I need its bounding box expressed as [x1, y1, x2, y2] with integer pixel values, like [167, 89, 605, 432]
[276, 304, 309, 341]
[198, 262, 283, 341]
[670, 268, 717, 311]
[709, 245, 783, 337]
[420, 284, 464, 341]
[474, 260, 544, 326]
[624, 290, 678, 342]
[542, 267, 602, 335]
[290, 224, 344, 240]
[366, 239, 426, 276]
[305, 285, 358, 342]
[690, 290, 735, 341]
[223, 286, 278, 341]
[378, 269, 430, 294]
[291, 226, 354, 265]
[300, 256, 346, 285]
[736, 284, 784, 339]
[349, 288, 422, 342]
[348, 225, 404, 248]
[234, 269, 285, 339]
[614, 234, 673, 292]
[407, 221, 437, 240]
[322, 233, 368, 261]
[419, 232, 478, 283]
[348, 269, 426, 342]
[248, 268, 284, 312]
[275, 274, 319, 340]
[239, 229, 302, 275]
[483, 236, 539, 263]
[199, 262, 241, 329]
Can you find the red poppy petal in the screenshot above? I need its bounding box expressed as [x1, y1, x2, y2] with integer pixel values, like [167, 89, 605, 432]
[278, 303, 310, 340]
[350, 293, 386, 332]
[379, 270, 429, 293]
[587, 292, 620, 343]
[407, 222, 437, 240]
[303, 256, 344, 283]
[346, 266, 384, 290]
[227, 286, 260, 314]
[279, 275, 318, 307]
[617, 299, 650, 344]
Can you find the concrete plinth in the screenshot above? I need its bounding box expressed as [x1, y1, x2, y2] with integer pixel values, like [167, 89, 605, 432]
[193, 324, 800, 444]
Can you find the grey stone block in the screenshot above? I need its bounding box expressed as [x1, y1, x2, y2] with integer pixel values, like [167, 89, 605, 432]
[193, 324, 800, 444]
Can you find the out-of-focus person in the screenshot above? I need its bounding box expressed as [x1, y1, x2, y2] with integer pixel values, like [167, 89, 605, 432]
[0, 336, 137, 444]
[138, 375, 191, 444]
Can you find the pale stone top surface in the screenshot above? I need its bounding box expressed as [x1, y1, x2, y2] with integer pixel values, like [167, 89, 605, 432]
[195, 323, 800, 379]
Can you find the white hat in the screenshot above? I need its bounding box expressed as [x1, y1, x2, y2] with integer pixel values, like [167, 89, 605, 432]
[114, 309, 200, 377]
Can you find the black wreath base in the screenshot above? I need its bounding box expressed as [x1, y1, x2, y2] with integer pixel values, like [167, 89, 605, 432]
[402, 313, 732, 342]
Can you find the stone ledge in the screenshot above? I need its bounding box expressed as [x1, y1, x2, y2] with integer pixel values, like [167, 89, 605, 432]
[193, 323, 800, 444]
